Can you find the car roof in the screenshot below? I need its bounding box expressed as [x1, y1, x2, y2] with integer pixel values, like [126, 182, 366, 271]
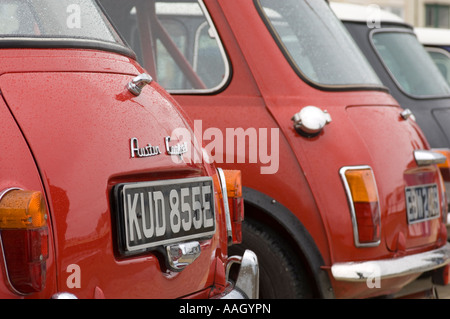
[415, 27, 450, 46]
[330, 2, 405, 24]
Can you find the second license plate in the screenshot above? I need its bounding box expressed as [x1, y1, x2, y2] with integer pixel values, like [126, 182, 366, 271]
[405, 183, 440, 224]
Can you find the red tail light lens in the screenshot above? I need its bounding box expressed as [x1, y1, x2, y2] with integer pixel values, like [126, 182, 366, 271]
[0, 189, 49, 294]
[433, 148, 450, 219]
[340, 166, 381, 247]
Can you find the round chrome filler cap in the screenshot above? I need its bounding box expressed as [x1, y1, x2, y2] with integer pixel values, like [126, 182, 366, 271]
[292, 106, 332, 137]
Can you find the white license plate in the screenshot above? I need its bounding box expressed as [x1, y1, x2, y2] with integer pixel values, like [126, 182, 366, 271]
[114, 177, 215, 254]
[405, 184, 440, 224]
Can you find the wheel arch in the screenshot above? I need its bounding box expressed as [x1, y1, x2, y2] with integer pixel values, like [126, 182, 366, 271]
[243, 186, 335, 299]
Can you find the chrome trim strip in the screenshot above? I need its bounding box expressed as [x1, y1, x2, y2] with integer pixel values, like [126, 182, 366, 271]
[331, 242, 450, 282]
[414, 150, 447, 166]
[0, 188, 22, 201]
[217, 168, 233, 244]
[339, 166, 381, 248]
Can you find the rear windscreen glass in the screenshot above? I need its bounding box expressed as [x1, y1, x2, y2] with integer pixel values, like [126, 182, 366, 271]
[0, 0, 123, 45]
[256, 0, 382, 88]
[372, 31, 450, 97]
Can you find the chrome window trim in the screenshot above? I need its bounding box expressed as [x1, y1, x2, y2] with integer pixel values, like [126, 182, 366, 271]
[339, 165, 381, 248]
[425, 46, 450, 85]
[426, 46, 450, 59]
[166, 0, 231, 95]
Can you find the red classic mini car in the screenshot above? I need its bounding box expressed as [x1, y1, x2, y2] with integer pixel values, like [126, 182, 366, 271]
[0, 0, 258, 299]
[330, 3, 450, 241]
[100, 0, 450, 298]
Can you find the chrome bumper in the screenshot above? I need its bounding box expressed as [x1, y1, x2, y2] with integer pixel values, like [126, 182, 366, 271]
[220, 250, 259, 299]
[331, 242, 450, 282]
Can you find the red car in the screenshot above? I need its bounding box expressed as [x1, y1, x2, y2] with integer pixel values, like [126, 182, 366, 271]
[0, 0, 258, 299]
[101, 0, 450, 299]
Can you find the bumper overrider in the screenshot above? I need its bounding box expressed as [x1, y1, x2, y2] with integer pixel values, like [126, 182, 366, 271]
[331, 242, 450, 282]
[220, 249, 260, 299]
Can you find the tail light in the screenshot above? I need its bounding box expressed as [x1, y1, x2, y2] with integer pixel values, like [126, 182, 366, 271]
[217, 168, 244, 245]
[0, 189, 49, 294]
[340, 166, 381, 247]
[432, 148, 450, 219]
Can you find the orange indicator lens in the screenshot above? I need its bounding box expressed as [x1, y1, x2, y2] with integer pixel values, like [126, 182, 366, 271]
[0, 190, 47, 229]
[345, 169, 379, 203]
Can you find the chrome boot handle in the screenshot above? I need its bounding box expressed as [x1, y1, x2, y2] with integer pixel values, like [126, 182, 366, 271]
[127, 73, 153, 96]
[414, 150, 447, 166]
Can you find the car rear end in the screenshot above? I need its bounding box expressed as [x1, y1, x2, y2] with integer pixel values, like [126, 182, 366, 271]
[331, 0, 450, 243]
[0, 0, 257, 299]
[324, 2, 450, 296]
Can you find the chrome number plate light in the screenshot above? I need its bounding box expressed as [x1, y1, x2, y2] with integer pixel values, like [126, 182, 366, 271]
[113, 177, 216, 255]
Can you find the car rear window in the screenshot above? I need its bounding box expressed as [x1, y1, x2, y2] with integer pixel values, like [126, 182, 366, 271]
[0, 0, 127, 51]
[255, 0, 383, 89]
[372, 31, 450, 98]
[427, 48, 450, 86]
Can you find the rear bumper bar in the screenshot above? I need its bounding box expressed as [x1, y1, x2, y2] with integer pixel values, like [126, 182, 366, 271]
[331, 242, 450, 282]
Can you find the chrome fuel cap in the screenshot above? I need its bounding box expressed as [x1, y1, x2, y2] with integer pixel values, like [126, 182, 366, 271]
[292, 106, 332, 137]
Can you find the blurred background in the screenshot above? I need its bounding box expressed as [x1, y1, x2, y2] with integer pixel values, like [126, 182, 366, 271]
[332, 0, 450, 28]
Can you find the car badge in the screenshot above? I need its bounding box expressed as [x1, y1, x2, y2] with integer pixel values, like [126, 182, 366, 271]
[130, 137, 161, 158]
[165, 136, 188, 157]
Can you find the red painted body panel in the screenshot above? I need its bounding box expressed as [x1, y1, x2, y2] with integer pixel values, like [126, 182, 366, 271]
[165, 0, 448, 298]
[0, 49, 228, 298]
